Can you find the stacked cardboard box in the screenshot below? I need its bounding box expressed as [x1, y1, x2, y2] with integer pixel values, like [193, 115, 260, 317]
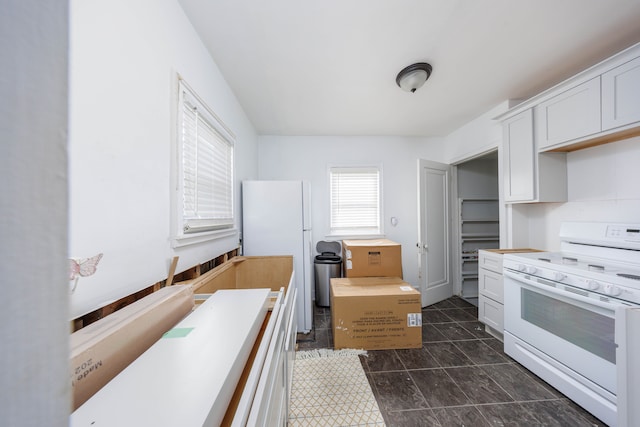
[342, 239, 402, 278]
[331, 277, 422, 350]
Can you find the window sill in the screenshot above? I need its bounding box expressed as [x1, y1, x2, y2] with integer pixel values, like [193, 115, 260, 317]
[326, 233, 385, 240]
[172, 228, 238, 248]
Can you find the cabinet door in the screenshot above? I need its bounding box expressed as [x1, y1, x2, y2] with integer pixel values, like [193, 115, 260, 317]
[478, 250, 502, 274]
[478, 294, 504, 333]
[503, 109, 535, 202]
[535, 77, 601, 150]
[602, 56, 640, 131]
[478, 267, 503, 303]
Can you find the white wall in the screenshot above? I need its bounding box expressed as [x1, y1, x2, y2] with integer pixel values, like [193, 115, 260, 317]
[257, 136, 444, 288]
[525, 136, 640, 250]
[444, 101, 514, 163]
[1, 1, 69, 425]
[69, 0, 259, 318]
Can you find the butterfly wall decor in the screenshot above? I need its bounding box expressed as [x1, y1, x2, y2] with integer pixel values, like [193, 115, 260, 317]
[69, 253, 103, 292]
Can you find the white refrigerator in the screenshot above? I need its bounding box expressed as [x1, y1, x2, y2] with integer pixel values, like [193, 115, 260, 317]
[242, 180, 313, 333]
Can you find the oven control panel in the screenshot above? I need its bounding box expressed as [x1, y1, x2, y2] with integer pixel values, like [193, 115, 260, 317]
[606, 224, 640, 241]
[560, 222, 640, 252]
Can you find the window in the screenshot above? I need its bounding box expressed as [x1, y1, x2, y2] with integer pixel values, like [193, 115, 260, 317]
[329, 166, 381, 236]
[176, 79, 235, 238]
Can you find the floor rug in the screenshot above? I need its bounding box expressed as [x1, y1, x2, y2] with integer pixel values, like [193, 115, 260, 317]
[288, 349, 386, 426]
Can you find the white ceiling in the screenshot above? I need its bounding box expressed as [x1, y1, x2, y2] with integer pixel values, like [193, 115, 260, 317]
[178, 0, 640, 137]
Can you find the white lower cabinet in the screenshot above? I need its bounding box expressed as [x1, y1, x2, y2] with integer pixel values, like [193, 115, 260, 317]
[242, 286, 297, 427]
[478, 250, 505, 340]
[478, 296, 503, 335]
[479, 267, 503, 304]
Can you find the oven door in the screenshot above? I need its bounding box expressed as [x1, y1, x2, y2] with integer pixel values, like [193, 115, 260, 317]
[503, 269, 627, 394]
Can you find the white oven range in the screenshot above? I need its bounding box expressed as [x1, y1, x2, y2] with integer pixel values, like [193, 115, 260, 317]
[503, 222, 640, 427]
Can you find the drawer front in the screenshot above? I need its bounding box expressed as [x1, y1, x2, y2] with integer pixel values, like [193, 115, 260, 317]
[478, 250, 503, 274]
[479, 267, 503, 303]
[478, 295, 504, 332]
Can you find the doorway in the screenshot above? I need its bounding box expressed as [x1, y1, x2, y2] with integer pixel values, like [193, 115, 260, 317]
[453, 150, 499, 306]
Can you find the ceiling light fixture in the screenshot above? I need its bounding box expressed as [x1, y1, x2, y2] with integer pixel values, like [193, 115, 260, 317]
[396, 62, 433, 93]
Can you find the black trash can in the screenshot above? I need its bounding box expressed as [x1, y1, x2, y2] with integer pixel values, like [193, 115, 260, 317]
[314, 241, 342, 307]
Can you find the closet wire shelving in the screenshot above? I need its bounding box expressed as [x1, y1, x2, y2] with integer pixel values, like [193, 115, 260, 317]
[459, 198, 499, 303]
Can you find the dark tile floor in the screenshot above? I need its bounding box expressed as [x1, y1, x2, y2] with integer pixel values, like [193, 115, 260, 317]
[296, 296, 607, 427]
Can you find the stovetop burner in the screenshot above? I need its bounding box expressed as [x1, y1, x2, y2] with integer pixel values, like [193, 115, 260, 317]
[521, 251, 638, 273]
[506, 248, 640, 293]
[504, 222, 640, 304]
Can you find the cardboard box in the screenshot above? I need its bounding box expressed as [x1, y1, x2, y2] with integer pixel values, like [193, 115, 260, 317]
[330, 277, 422, 350]
[342, 239, 402, 278]
[70, 285, 194, 410]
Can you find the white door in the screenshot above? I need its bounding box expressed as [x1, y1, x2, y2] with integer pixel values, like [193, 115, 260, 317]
[417, 159, 452, 307]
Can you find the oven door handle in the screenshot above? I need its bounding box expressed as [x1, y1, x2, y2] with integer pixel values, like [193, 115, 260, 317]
[503, 270, 626, 310]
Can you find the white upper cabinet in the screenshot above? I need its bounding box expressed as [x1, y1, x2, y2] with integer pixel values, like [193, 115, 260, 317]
[535, 77, 601, 150]
[602, 56, 640, 131]
[497, 43, 639, 204]
[503, 109, 535, 202]
[497, 42, 640, 154]
[502, 109, 568, 204]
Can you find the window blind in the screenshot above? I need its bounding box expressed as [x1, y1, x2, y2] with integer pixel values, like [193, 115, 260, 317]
[180, 83, 234, 233]
[330, 167, 380, 234]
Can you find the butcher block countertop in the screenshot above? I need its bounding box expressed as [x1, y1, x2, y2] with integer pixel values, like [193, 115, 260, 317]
[483, 248, 544, 254]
